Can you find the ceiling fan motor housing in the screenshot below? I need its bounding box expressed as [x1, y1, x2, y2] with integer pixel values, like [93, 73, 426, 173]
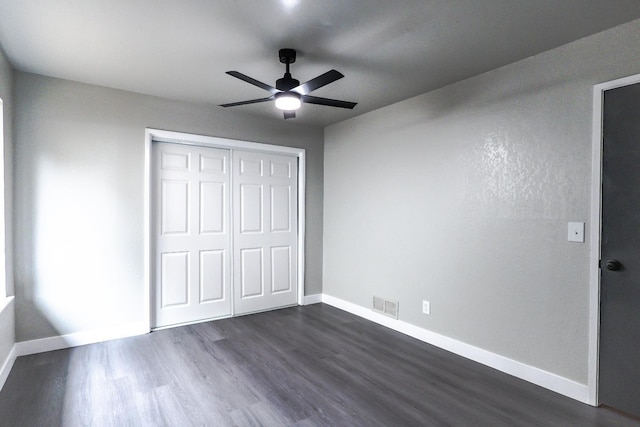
[276, 74, 300, 91]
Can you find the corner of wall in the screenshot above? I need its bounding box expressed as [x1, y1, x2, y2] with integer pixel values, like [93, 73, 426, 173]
[0, 42, 16, 392]
[0, 296, 15, 391]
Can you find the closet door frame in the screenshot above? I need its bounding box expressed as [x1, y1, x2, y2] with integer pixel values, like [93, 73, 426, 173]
[143, 128, 306, 330]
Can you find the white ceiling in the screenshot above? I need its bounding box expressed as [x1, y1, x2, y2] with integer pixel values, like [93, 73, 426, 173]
[1, 0, 639, 127]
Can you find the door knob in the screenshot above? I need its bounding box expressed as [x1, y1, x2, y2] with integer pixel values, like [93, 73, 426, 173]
[605, 259, 622, 271]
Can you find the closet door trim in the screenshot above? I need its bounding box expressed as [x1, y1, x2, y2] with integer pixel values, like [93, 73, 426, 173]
[144, 128, 306, 330]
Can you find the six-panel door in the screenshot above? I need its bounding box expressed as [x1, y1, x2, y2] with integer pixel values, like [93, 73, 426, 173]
[153, 143, 232, 328]
[233, 150, 298, 315]
[152, 142, 298, 328]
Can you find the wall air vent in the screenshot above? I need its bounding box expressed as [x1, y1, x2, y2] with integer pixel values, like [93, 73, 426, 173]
[373, 296, 385, 312]
[372, 296, 399, 319]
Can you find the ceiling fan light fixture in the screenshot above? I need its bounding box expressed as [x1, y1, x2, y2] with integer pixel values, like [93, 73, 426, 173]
[220, 49, 357, 119]
[274, 91, 302, 111]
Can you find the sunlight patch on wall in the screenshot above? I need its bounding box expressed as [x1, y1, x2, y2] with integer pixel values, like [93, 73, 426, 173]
[32, 156, 126, 332]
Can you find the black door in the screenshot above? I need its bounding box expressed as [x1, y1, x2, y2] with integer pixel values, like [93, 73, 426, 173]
[599, 81, 640, 418]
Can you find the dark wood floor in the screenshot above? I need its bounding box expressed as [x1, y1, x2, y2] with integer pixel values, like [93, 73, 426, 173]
[0, 304, 638, 426]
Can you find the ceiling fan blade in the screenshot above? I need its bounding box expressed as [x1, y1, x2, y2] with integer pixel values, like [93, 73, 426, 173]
[301, 95, 357, 109]
[226, 71, 279, 94]
[283, 111, 296, 120]
[219, 96, 274, 108]
[293, 70, 344, 95]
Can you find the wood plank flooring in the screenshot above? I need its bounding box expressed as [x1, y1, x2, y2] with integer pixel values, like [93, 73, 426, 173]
[0, 304, 638, 426]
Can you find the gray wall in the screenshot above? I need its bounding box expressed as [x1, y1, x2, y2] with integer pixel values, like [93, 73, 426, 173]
[14, 72, 324, 341]
[0, 44, 13, 365]
[324, 19, 640, 384]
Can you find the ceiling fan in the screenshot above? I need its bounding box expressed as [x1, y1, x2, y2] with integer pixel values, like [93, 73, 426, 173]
[219, 48, 357, 119]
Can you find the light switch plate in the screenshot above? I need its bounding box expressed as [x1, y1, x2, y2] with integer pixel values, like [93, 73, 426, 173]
[568, 222, 585, 243]
[422, 300, 430, 315]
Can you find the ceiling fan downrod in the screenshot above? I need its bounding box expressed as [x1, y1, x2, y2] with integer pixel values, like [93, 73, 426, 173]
[277, 48, 299, 91]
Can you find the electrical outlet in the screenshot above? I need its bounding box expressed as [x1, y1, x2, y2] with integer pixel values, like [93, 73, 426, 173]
[422, 300, 431, 315]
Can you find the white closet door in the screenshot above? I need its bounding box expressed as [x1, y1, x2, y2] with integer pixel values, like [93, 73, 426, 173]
[233, 150, 298, 315]
[152, 142, 231, 328]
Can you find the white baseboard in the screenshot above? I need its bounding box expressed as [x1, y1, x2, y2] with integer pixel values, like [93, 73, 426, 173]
[1, 297, 590, 405]
[321, 294, 590, 405]
[0, 345, 16, 391]
[303, 294, 323, 305]
[0, 322, 149, 392]
[13, 323, 150, 357]
[0, 296, 15, 391]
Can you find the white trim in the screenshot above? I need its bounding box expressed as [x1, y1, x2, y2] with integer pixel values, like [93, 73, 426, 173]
[589, 81, 603, 407]
[1, 323, 147, 389]
[321, 294, 590, 404]
[144, 130, 152, 332]
[12, 323, 149, 357]
[303, 294, 323, 305]
[0, 295, 14, 391]
[589, 72, 640, 406]
[0, 345, 16, 391]
[229, 149, 236, 317]
[297, 151, 306, 306]
[147, 128, 305, 156]
[144, 129, 307, 326]
[0, 295, 12, 314]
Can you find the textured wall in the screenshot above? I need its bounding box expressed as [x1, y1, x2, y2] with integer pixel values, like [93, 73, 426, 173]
[324, 19, 640, 384]
[14, 73, 324, 341]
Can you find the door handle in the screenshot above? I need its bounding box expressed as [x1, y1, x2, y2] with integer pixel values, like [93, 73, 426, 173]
[605, 259, 622, 271]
